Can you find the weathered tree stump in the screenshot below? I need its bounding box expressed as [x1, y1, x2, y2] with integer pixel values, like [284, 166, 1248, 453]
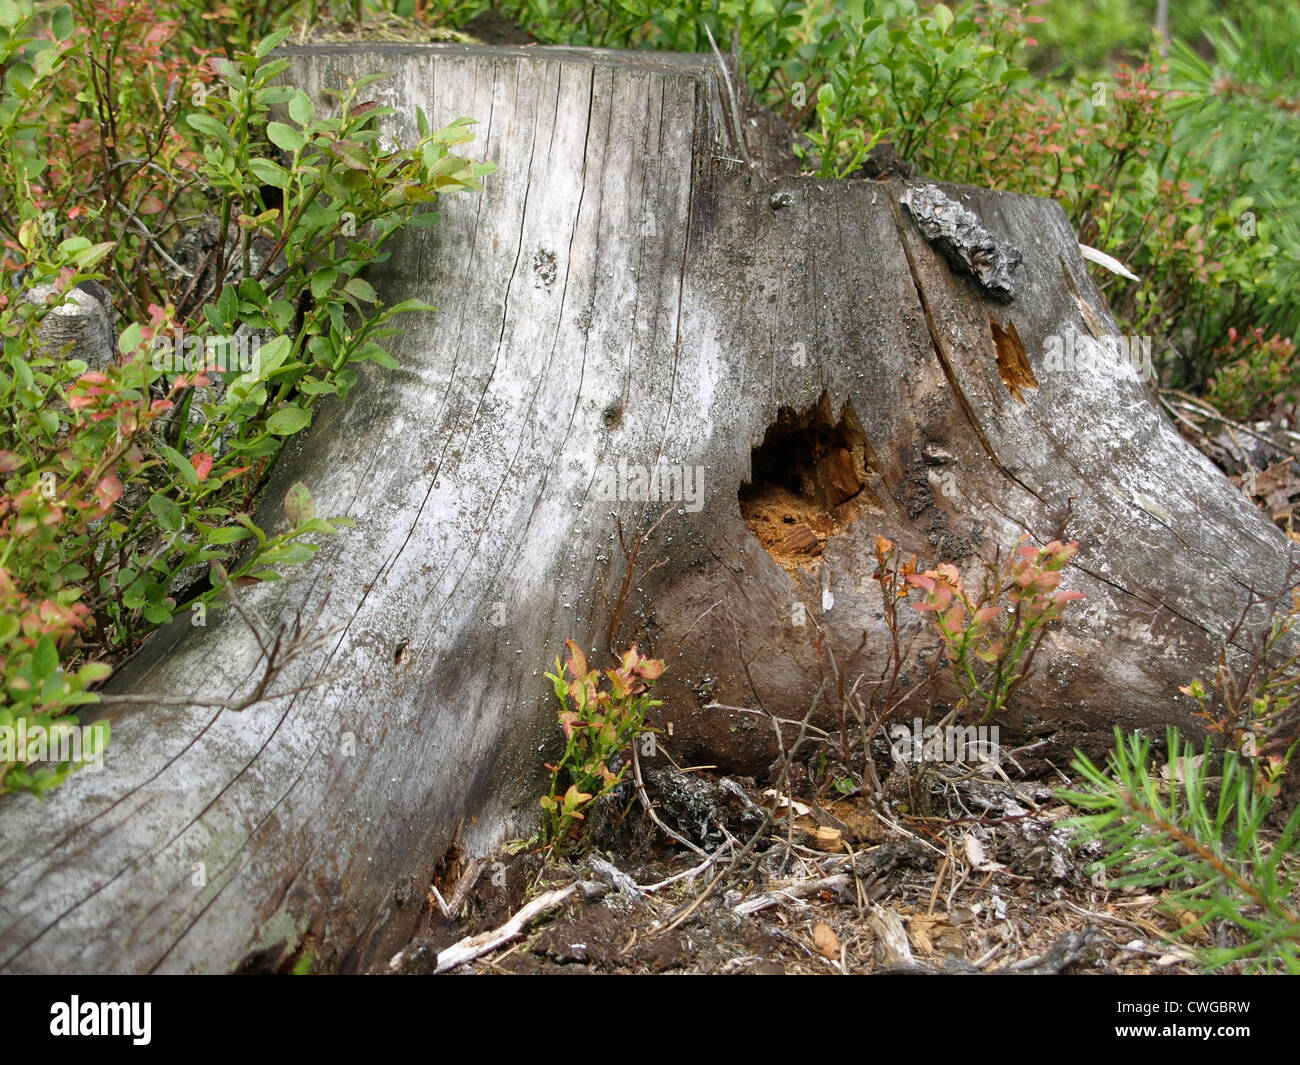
[0, 42, 1289, 974]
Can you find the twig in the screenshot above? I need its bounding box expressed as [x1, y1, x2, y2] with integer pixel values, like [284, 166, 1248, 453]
[430, 883, 579, 974]
[631, 741, 708, 857]
[429, 884, 452, 919]
[703, 23, 753, 172]
[639, 846, 731, 893]
[732, 873, 852, 916]
[97, 585, 340, 714]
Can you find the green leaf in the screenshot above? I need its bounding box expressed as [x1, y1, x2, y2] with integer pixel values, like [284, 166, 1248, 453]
[239, 278, 269, 308]
[284, 482, 315, 526]
[265, 406, 312, 436]
[118, 322, 143, 356]
[77, 662, 113, 684]
[310, 269, 339, 300]
[259, 543, 316, 566]
[160, 445, 199, 487]
[248, 157, 291, 189]
[232, 515, 267, 548]
[343, 277, 377, 303]
[359, 344, 398, 369]
[206, 525, 253, 544]
[31, 635, 58, 681]
[291, 517, 339, 536]
[255, 27, 292, 57]
[11, 356, 33, 391]
[143, 603, 173, 624]
[217, 284, 239, 327]
[267, 121, 306, 153]
[186, 114, 231, 143]
[289, 90, 315, 125]
[51, 4, 74, 39]
[243, 333, 290, 382]
[148, 492, 183, 532]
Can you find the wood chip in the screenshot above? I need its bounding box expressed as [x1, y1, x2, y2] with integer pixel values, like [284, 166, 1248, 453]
[808, 825, 844, 853]
[778, 523, 820, 554]
[867, 904, 914, 966]
[813, 921, 841, 960]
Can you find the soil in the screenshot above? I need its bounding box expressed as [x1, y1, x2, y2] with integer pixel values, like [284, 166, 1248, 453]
[382, 753, 1267, 976]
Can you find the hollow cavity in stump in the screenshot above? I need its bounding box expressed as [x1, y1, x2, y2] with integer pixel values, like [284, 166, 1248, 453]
[739, 391, 879, 575]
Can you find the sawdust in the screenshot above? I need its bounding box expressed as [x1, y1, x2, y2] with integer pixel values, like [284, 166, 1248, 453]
[739, 392, 881, 576]
[739, 482, 859, 576]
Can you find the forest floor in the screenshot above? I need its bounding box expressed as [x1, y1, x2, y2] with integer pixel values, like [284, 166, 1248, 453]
[384, 753, 1235, 976]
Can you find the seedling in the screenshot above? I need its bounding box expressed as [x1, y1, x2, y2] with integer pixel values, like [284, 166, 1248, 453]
[541, 640, 663, 845]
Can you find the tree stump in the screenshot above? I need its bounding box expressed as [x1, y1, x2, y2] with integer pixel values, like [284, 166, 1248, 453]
[0, 43, 1289, 974]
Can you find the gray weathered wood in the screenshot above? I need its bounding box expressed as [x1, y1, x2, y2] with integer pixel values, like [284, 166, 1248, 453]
[0, 42, 1289, 974]
[29, 282, 115, 371]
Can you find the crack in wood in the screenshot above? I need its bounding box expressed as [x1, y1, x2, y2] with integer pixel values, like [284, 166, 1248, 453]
[887, 193, 1045, 507]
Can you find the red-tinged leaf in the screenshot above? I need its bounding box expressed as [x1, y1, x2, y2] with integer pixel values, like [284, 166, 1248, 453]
[329, 140, 371, 170]
[563, 638, 587, 679]
[193, 453, 214, 482]
[95, 474, 123, 516]
[138, 195, 166, 215]
[220, 465, 251, 483]
[606, 670, 631, 699]
[635, 656, 664, 680]
[0, 450, 20, 472]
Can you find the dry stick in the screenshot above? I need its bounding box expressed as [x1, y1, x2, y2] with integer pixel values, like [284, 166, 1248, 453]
[444, 858, 487, 916]
[428, 884, 452, 919]
[429, 883, 579, 974]
[732, 873, 853, 916]
[646, 662, 825, 940]
[653, 864, 732, 937]
[639, 846, 732, 893]
[703, 22, 753, 172]
[731, 706, 831, 738]
[99, 587, 340, 713]
[630, 741, 707, 858]
[603, 507, 674, 654]
[734, 646, 824, 880]
[1161, 389, 1300, 466]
